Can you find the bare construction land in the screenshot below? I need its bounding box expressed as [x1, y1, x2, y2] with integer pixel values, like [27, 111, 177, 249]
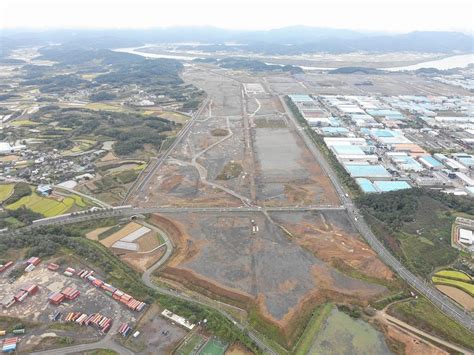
[129, 66, 339, 208]
[150, 212, 387, 335]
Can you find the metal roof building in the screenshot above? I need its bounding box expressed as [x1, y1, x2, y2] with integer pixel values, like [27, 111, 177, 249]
[373, 181, 411, 192]
[344, 164, 392, 178]
[356, 178, 378, 193]
[419, 156, 444, 170]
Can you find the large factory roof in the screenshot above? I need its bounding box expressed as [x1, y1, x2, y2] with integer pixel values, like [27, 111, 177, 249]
[373, 180, 411, 192]
[344, 164, 392, 178]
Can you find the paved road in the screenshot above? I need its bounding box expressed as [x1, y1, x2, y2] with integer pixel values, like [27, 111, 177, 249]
[279, 95, 474, 332]
[377, 311, 471, 354]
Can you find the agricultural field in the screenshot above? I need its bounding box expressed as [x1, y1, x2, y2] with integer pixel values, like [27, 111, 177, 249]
[87, 221, 165, 272]
[0, 184, 14, 202]
[433, 270, 472, 282]
[431, 275, 474, 296]
[6, 192, 90, 217]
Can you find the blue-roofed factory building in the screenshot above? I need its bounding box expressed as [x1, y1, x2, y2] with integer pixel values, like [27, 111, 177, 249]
[344, 164, 392, 179]
[356, 178, 411, 193]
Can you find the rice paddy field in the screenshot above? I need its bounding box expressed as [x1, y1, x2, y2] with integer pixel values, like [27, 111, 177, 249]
[0, 184, 14, 202]
[433, 270, 472, 282]
[6, 192, 88, 217]
[431, 275, 474, 296]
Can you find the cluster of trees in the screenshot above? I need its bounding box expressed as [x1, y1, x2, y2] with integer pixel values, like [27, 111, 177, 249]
[23, 74, 92, 93]
[0, 207, 43, 229]
[216, 57, 303, 74]
[89, 91, 116, 101]
[95, 58, 183, 86]
[31, 106, 176, 156]
[355, 188, 422, 229]
[3, 182, 32, 205]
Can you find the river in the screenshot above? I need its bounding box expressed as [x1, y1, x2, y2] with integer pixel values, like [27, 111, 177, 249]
[113, 47, 474, 72]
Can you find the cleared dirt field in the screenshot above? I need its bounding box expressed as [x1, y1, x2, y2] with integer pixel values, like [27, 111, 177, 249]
[99, 222, 142, 248]
[383, 323, 448, 355]
[85, 226, 112, 241]
[270, 211, 393, 280]
[254, 124, 339, 206]
[151, 212, 387, 332]
[436, 285, 474, 311]
[225, 342, 253, 355]
[124, 304, 187, 354]
[120, 247, 165, 272]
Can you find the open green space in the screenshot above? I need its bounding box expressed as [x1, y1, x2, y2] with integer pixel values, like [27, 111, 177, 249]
[357, 189, 473, 276]
[388, 298, 474, 349]
[199, 338, 227, 355]
[216, 161, 243, 180]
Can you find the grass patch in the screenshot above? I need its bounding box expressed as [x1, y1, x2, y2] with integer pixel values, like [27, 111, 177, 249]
[98, 224, 123, 240]
[292, 303, 332, 355]
[211, 128, 229, 137]
[85, 350, 119, 355]
[0, 315, 40, 332]
[85, 102, 124, 112]
[10, 119, 38, 127]
[255, 118, 287, 128]
[216, 161, 243, 180]
[388, 297, 474, 349]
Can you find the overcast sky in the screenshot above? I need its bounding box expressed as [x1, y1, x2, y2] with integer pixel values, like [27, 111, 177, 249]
[1, 0, 473, 33]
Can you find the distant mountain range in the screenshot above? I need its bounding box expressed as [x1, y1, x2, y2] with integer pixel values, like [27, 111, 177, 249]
[1, 26, 473, 56]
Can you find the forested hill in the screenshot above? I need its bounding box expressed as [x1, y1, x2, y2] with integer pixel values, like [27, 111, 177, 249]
[37, 45, 184, 86]
[1, 27, 473, 57]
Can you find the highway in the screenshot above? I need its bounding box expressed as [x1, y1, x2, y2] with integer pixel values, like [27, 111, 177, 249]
[279, 95, 474, 332]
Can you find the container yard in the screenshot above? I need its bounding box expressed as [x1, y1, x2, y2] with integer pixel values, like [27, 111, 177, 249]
[0, 257, 141, 353]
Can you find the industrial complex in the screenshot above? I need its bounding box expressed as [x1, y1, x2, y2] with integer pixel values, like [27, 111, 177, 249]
[289, 94, 474, 194]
